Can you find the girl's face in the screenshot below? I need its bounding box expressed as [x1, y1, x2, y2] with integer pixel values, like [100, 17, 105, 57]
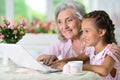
[81, 18, 103, 46]
[57, 8, 81, 39]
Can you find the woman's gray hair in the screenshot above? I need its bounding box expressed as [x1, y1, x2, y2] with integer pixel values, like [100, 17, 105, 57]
[55, 0, 86, 41]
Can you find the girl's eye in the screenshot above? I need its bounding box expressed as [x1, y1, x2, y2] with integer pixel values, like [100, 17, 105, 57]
[85, 29, 89, 33]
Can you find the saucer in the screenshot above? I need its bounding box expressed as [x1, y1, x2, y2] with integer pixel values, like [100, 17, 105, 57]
[63, 71, 88, 75]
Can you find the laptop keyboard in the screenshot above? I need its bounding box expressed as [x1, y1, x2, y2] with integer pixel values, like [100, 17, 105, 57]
[38, 62, 62, 73]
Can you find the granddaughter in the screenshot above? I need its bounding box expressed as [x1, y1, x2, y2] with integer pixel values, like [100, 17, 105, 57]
[80, 10, 120, 80]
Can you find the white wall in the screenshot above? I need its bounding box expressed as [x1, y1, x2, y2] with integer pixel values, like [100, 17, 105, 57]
[5, 0, 14, 21]
[90, 0, 120, 27]
[89, 0, 120, 44]
[17, 33, 57, 57]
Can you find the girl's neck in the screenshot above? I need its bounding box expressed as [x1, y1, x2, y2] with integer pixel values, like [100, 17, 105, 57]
[94, 42, 108, 55]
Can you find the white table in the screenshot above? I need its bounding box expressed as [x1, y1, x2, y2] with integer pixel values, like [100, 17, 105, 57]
[0, 59, 102, 80]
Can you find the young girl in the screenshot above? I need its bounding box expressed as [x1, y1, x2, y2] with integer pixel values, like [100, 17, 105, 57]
[81, 10, 120, 80]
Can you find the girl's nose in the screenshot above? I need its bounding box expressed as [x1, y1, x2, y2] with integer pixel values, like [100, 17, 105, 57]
[81, 32, 85, 40]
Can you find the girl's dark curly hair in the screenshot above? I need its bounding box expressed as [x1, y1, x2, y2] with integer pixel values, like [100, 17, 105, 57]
[83, 10, 117, 44]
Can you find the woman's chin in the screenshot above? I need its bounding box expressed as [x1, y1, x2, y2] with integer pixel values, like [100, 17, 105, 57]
[65, 35, 72, 39]
[85, 43, 91, 47]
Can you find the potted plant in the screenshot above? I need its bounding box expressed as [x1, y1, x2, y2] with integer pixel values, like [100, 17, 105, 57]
[0, 16, 27, 44]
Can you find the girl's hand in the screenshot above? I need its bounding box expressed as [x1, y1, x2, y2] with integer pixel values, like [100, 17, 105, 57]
[51, 60, 67, 70]
[37, 55, 58, 66]
[107, 43, 120, 61]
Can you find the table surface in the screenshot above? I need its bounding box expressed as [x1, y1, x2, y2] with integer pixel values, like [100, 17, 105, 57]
[0, 59, 102, 80]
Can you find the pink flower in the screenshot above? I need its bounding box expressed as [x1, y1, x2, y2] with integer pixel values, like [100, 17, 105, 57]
[1, 16, 6, 21]
[7, 21, 10, 25]
[10, 25, 14, 29]
[23, 26, 28, 30]
[0, 23, 4, 27]
[33, 31, 39, 34]
[0, 16, 26, 43]
[20, 19, 26, 26]
[13, 30, 18, 34]
[10, 24, 17, 29]
[41, 23, 47, 28]
[46, 21, 51, 28]
[0, 35, 4, 39]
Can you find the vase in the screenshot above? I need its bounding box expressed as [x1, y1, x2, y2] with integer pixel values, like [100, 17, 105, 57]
[0, 43, 17, 65]
[2, 38, 22, 44]
[2, 52, 9, 65]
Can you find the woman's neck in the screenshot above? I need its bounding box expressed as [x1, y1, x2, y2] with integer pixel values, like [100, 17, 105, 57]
[71, 34, 81, 42]
[71, 38, 84, 55]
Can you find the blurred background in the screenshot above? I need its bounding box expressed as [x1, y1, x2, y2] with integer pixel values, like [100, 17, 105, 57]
[0, 0, 120, 25]
[0, 0, 120, 62]
[0, 0, 120, 43]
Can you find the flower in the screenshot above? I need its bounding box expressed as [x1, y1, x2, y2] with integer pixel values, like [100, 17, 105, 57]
[0, 16, 27, 43]
[25, 18, 56, 34]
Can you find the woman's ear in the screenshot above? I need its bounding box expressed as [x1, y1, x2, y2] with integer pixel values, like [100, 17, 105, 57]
[99, 29, 106, 37]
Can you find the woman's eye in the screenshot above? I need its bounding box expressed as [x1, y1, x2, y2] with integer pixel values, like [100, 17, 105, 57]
[57, 20, 62, 24]
[67, 19, 73, 22]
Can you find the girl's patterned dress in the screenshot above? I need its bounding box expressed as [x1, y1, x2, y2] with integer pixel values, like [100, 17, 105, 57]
[84, 45, 120, 80]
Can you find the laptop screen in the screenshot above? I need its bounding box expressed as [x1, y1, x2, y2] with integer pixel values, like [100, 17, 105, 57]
[0, 44, 61, 73]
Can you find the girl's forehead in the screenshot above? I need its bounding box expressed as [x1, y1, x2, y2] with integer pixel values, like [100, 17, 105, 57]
[82, 19, 97, 28]
[82, 18, 95, 24]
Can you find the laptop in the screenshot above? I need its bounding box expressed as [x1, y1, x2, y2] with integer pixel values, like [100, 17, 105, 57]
[0, 44, 61, 73]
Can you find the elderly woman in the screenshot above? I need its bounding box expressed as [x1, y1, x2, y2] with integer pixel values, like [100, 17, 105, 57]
[37, 0, 120, 67]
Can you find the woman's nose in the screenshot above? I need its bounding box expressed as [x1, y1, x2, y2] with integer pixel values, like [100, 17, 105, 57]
[64, 25, 69, 29]
[63, 22, 69, 29]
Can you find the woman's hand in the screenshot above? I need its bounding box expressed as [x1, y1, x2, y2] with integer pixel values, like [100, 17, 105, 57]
[37, 55, 58, 66]
[37, 55, 46, 61]
[107, 43, 120, 61]
[51, 60, 67, 70]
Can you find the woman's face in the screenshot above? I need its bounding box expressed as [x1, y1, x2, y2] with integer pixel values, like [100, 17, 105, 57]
[56, 8, 81, 39]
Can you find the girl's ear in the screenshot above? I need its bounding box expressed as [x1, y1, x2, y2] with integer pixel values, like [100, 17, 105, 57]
[99, 29, 106, 37]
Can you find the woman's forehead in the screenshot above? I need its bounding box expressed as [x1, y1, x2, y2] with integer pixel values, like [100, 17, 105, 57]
[57, 8, 74, 17]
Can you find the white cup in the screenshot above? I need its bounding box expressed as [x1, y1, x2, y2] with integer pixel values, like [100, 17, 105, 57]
[68, 61, 83, 73]
[63, 64, 70, 74]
